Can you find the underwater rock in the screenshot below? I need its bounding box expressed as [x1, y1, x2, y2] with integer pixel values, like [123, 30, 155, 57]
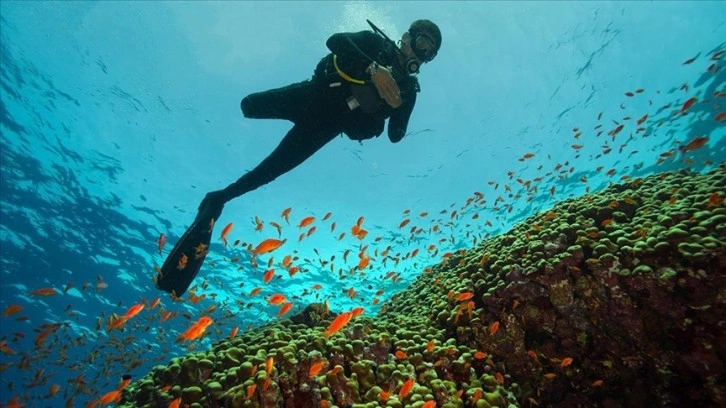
[383, 168, 725, 407]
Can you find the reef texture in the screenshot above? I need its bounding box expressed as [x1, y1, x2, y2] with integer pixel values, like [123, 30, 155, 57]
[120, 168, 725, 408]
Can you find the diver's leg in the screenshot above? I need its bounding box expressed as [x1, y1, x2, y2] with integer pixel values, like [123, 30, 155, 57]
[240, 80, 316, 122]
[200, 122, 340, 209]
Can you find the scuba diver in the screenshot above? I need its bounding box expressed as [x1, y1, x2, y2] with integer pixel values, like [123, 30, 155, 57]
[156, 19, 442, 296]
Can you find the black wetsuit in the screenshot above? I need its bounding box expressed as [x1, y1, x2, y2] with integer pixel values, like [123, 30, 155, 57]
[211, 30, 420, 204]
[157, 30, 422, 296]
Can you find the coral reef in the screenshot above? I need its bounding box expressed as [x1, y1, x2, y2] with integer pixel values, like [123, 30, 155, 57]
[120, 168, 725, 407]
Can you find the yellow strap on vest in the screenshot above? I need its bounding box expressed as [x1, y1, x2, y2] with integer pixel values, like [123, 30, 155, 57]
[333, 54, 366, 85]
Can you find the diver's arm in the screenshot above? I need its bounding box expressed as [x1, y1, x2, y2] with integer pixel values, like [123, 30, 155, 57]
[388, 95, 416, 143]
[326, 31, 380, 70]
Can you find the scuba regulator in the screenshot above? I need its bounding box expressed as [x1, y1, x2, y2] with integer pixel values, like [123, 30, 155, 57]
[366, 19, 423, 75]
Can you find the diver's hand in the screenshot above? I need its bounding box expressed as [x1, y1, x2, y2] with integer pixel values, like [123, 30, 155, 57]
[371, 67, 402, 108]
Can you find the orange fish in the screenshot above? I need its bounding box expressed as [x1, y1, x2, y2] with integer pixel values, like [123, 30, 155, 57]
[394, 350, 408, 359]
[346, 287, 358, 299]
[422, 401, 436, 408]
[471, 389, 483, 404]
[219, 223, 234, 247]
[252, 238, 286, 256]
[96, 390, 121, 405]
[679, 136, 709, 155]
[266, 356, 274, 375]
[2, 305, 23, 317]
[157, 233, 166, 254]
[249, 287, 262, 296]
[281, 207, 292, 224]
[230, 326, 239, 339]
[149, 297, 161, 309]
[177, 253, 188, 270]
[263, 269, 275, 283]
[123, 303, 145, 319]
[351, 307, 364, 317]
[188, 292, 206, 304]
[707, 192, 723, 208]
[351, 226, 367, 239]
[267, 294, 287, 305]
[561, 357, 574, 367]
[5, 396, 24, 408]
[246, 384, 257, 399]
[298, 216, 315, 228]
[46, 384, 60, 397]
[357, 256, 370, 270]
[308, 361, 325, 377]
[636, 113, 648, 125]
[456, 292, 474, 302]
[608, 124, 624, 137]
[177, 316, 213, 342]
[278, 302, 293, 317]
[490, 321, 500, 335]
[29, 288, 58, 296]
[324, 312, 352, 337]
[168, 397, 182, 408]
[117, 375, 132, 390]
[399, 378, 415, 399]
[680, 97, 697, 114]
[269, 221, 282, 237]
[0, 340, 16, 355]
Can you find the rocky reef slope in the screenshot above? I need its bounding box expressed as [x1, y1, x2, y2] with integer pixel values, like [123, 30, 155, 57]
[121, 167, 725, 408]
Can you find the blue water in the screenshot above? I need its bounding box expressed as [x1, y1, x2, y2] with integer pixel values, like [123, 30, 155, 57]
[0, 1, 724, 406]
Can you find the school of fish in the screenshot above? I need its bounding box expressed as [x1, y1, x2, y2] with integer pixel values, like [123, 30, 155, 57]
[0, 46, 723, 408]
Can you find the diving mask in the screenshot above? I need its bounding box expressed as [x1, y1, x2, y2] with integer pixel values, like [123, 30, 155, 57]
[411, 33, 438, 62]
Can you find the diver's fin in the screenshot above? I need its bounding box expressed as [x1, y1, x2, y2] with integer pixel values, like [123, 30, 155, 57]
[156, 196, 224, 296]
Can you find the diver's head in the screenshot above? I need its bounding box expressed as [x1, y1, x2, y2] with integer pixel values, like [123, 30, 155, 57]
[398, 19, 441, 73]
